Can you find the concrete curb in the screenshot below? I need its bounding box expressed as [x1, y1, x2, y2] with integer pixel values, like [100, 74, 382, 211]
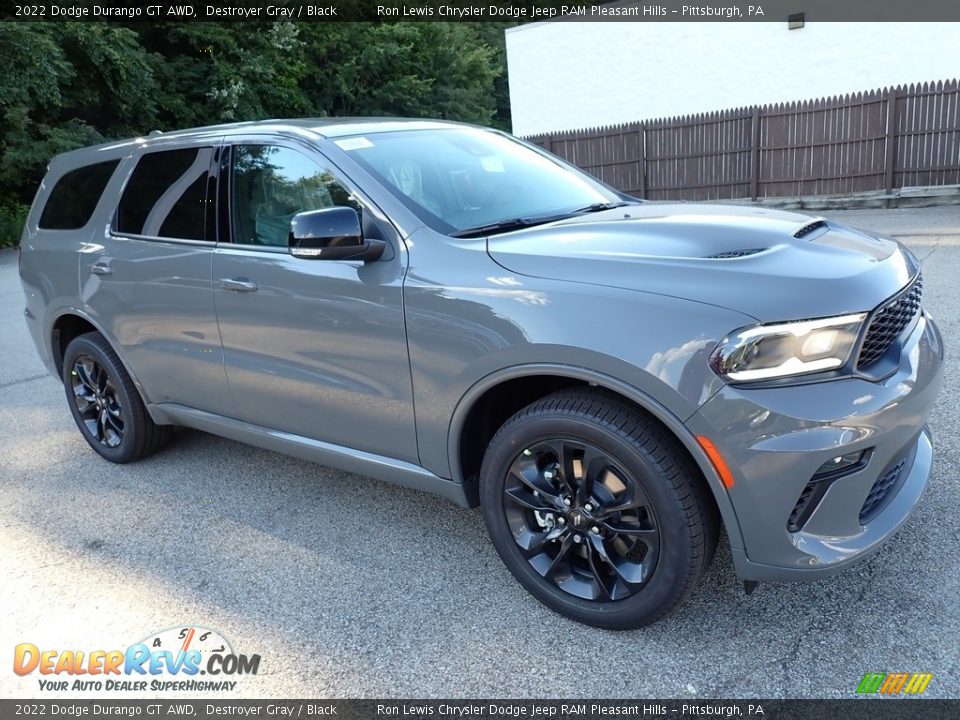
[716, 185, 960, 212]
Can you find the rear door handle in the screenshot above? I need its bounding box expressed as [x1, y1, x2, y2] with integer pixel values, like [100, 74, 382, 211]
[90, 263, 113, 276]
[219, 278, 259, 293]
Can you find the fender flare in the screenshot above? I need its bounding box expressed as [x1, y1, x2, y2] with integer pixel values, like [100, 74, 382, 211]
[48, 307, 153, 405]
[446, 362, 745, 551]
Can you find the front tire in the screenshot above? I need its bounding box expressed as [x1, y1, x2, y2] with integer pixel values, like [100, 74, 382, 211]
[479, 390, 718, 629]
[62, 332, 170, 463]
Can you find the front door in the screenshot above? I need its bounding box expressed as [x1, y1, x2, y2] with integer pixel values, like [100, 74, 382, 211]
[212, 140, 418, 463]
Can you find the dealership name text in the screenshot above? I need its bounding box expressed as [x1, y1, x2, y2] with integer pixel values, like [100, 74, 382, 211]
[376, 4, 763, 18]
[375, 705, 763, 717]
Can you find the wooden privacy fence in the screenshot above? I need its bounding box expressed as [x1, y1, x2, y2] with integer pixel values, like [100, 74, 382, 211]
[525, 80, 960, 201]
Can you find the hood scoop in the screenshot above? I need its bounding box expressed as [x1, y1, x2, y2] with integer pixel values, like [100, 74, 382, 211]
[704, 248, 768, 259]
[793, 219, 828, 239]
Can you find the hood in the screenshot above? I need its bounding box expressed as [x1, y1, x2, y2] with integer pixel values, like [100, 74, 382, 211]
[486, 203, 918, 323]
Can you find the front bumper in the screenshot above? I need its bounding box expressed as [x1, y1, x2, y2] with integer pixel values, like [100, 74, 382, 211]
[686, 312, 944, 581]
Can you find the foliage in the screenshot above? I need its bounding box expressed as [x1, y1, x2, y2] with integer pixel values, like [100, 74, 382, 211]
[0, 203, 28, 248]
[0, 21, 511, 247]
[298, 24, 501, 124]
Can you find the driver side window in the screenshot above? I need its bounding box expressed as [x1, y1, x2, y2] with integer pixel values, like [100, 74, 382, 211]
[230, 144, 358, 247]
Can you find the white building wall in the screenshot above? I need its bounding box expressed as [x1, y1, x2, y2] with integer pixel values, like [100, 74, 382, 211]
[506, 21, 960, 136]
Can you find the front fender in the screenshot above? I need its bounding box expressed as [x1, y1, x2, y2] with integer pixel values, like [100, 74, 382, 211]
[403, 227, 754, 552]
[403, 235, 753, 475]
[446, 362, 746, 553]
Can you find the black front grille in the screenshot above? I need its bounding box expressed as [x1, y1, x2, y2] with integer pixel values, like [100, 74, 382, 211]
[857, 275, 923, 369]
[859, 459, 906, 524]
[704, 248, 767, 259]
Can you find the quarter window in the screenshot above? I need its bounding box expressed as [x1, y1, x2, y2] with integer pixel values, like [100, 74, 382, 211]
[230, 144, 358, 247]
[38, 160, 119, 230]
[114, 147, 213, 241]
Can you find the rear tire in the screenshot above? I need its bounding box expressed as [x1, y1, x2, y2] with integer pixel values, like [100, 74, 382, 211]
[62, 332, 171, 463]
[479, 389, 718, 629]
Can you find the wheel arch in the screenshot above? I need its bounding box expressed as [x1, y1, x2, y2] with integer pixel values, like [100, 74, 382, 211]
[49, 309, 153, 406]
[448, 364, 745, 552]
[51, 311, 99, 377]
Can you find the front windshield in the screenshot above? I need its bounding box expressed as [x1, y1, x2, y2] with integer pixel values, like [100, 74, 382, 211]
[337, 127, 626, 235]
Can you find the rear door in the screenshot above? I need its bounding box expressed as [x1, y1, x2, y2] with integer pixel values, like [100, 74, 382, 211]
[80, 140, 234, 416]
[211, 137, 418, 463]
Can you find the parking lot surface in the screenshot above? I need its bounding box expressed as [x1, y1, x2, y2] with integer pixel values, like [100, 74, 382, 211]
[1, 206, 957, 699]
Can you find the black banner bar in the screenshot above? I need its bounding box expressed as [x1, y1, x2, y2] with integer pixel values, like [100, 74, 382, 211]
[1, 700, 957, 720]
[4, 0, 960, 22]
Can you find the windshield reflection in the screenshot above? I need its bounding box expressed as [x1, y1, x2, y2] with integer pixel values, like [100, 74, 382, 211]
[340, 128, 626, 236]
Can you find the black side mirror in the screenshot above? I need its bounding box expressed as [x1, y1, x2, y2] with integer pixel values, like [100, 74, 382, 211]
[289, 207, 384, 262]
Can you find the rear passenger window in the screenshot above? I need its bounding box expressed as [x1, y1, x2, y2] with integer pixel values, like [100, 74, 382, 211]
[38, 160, 119, 230]
[114, 147, 213, 241]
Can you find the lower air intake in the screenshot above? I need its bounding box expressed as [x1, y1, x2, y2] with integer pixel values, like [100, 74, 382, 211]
[859, 459, 906, 525]
[787, 480, 821, 533]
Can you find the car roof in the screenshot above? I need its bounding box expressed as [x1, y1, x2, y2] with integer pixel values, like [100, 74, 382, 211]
[153, 117, 478, 139]
[48, 118, 483, 170]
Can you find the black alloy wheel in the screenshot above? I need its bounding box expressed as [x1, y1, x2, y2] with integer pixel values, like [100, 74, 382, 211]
[62, 332, 171, 463]
[71, 354, 124, 448]
[502, 439, 660, 602]
[480, 389, 719, 629]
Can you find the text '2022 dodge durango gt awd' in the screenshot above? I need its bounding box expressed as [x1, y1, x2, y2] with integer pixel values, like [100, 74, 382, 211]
[19, 119, 943, 628]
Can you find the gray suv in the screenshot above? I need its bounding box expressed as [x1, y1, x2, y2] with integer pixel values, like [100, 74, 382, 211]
[19, 119, 944, 628]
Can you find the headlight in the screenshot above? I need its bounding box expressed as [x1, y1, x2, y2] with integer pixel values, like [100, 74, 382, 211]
[710, 313, 867, 382]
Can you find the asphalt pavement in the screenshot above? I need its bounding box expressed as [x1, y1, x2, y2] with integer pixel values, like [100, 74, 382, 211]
[1, 206, 957, 699]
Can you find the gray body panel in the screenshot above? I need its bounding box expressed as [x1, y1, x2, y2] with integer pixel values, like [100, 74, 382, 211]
[400, 225, 746, 478]
[81, 234, 234, 416]
[688, 314, 943, 579]
[18, 118, 945, 583]
[487, 206, 913, 323]
[212, 243, 417, 463]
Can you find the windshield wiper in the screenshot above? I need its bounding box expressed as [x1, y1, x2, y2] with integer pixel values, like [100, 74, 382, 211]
[450, 201, 640, 239]
[569, 201, 637, 214]
[450, 215, 565, 239]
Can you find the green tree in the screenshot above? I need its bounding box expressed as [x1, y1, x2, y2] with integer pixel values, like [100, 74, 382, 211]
[0, 23, 158, 202]
[300, 23, 500, 123]
[0, 20, 513, 247]
[468, 22, 516, 130]
[135, 21, 310, 127]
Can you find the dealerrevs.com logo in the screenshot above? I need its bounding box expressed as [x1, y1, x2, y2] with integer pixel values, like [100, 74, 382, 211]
[14, 626, 260, 692]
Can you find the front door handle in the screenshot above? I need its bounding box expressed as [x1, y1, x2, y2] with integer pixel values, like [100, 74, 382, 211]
[220, 278, 259, 293]
[90, 263, 113, 276]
